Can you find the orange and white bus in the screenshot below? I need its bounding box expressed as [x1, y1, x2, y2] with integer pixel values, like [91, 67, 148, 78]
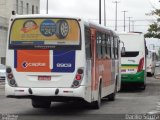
[5, 14, 122, 109]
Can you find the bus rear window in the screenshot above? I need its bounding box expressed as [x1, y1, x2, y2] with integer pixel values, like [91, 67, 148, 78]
[9, 18, 81, 50]
[122, 51, 139, 57]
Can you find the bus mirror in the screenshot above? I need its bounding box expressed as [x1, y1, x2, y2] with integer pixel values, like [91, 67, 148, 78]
[121, 47, 125, 55]
[120, 40, 125, 55]
[146, 48, 148, 55]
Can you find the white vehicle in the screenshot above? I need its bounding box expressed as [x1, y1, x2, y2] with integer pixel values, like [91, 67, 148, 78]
[156, 61, 160, 67]
[5, 14, 122, 109]
[118, 32, 147, 89]
[0, 64, 6, 81]
[146, 50, 156, 76]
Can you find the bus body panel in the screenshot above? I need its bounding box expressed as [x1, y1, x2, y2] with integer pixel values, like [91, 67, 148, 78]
[6, 45, 87, 88]
[6, 17, 92, 102]
[118, 33, 146, 84]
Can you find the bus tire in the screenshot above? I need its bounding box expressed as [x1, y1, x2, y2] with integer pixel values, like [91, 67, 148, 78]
[140, 83, 146, 90]
[147, 73, 152, 77]
[32, 99, 51, 108]
[91, 82, 102, 109]
[108, 80, 117, 101]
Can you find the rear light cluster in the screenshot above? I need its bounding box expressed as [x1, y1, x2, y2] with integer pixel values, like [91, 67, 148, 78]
[6, 67, 17, 87]
[71, 68, 84, 88]
[137, 57, 144, 72]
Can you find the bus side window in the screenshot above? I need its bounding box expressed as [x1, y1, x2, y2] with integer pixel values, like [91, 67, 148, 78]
[102, 34, 110, 59]
[102, 33, 107, 59]
[96, 32, 102, 59]
[113, 37, 116, 59]
[85, 27, 92, 59]
[114, 37, 118, 59]
[107, 35, 111, 59]
[117, 39, 120, 59]
[110, 36, 114, 59]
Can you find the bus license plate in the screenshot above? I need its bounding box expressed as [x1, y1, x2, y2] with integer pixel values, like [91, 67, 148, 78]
[38, 76, 51, 81]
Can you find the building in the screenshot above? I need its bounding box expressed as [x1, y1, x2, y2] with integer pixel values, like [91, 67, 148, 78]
[0, 0, 40, 19]
[0, 16, 7, 64]
[0, 0, 40, 64]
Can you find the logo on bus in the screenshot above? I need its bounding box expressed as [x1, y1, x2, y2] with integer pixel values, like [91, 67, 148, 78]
[21, 20, 39, 33]
[56, 63, 72, 68]
[22, 61, 46, 68]
[40, 20, 56, 37]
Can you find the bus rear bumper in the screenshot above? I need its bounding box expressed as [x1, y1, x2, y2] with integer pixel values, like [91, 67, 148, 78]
[5, 84, 90, 102]
[121, 70, 145, 83]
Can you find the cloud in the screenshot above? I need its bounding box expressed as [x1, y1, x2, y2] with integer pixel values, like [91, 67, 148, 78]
[41, 0, 99, 19]
[40, 0, 160, 33]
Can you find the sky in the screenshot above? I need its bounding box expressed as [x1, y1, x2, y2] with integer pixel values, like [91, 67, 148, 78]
[40, 0, 160, 33]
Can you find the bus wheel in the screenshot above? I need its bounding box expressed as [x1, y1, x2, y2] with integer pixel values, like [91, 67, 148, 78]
[91, 83, 101, 109]
[32, 99, 51, 108]
[140, 84, 146, 90]
[108, 81, 117, 101]
[147, 73, 152, 77]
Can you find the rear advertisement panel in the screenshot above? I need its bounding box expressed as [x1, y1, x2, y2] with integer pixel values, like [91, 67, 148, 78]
[9, 18, 80, 49]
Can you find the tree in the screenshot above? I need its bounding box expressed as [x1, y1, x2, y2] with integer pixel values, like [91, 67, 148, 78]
[145, 8, 160, 39]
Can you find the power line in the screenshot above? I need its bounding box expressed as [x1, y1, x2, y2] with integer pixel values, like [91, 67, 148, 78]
[88, 19, 156, 22]
[105, 24, 151, 27]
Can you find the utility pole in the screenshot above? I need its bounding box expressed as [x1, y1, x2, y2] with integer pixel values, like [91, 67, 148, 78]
[122, 10, 128, 32]
[104, 0, 106, 26]
[46, 0, 48, 14]
[128, 17, 132, 32]
[99, 0, 101, 24]
[132, 20, 135, 32]
[113, 1, 120, 31]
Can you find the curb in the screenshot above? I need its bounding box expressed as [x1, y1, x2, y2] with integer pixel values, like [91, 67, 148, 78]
[154, 76, 160, 79]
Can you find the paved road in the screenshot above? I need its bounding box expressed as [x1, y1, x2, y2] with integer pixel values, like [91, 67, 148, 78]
[0, 71, 160, 120]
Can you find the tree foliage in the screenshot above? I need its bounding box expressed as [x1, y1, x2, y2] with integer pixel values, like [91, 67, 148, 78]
[145, 9, 160, 39]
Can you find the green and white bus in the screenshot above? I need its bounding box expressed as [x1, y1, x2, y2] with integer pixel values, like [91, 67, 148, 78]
[118, 32, 147, 90]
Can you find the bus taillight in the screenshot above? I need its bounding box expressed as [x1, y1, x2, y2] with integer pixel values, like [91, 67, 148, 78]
[6, 67, 17, 87]
[77, 69, 83, 74]
[75, 74, 81, 80]
[7, 74, 13, 79]
[6, 67, 12, 73]
[71, 68, 84, 88]
[137, 57, 144, 72]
